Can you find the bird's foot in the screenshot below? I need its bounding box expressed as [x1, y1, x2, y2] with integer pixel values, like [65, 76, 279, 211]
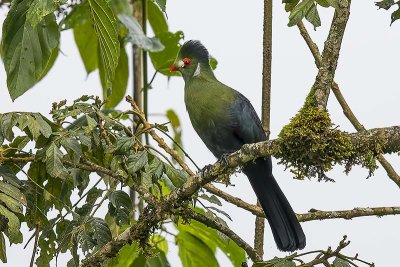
[201, 164, 214, 178]
[218, 153, 230, 166]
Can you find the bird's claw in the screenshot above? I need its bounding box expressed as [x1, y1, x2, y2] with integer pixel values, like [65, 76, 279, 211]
[218, 153, 230, 166]
[201, 164, 213, 178]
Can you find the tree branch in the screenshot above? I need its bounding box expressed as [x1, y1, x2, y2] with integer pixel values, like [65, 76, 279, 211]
[312, 0, 351, 109]
[187, 209, 260, 262]
[255, 0, 273, 257]
[297, 21, 400, 188]
[298, 206, 400, 222]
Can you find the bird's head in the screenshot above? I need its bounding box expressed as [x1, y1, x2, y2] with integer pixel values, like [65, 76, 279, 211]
[170, 40, 211, 81]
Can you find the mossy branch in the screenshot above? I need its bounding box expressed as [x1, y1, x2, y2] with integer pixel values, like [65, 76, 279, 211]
[297, 20, 400, 188]
[311, 0, 351, 109]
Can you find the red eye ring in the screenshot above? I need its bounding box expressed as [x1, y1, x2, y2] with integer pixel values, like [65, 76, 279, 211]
[182, 57, 191, 65]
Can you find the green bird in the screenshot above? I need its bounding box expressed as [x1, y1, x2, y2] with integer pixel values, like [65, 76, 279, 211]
[170, 40, 306, 252]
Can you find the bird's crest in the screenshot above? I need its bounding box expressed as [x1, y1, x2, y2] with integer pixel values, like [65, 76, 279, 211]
[179, 40, 210, 64]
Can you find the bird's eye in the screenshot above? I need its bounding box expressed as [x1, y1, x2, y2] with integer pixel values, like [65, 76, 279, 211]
[182, 57, 191, 65]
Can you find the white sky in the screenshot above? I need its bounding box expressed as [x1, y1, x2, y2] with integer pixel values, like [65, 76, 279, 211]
[1, 1, 400, 266]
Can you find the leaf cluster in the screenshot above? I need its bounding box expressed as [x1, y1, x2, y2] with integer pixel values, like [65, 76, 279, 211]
[0, 96, 244, 266]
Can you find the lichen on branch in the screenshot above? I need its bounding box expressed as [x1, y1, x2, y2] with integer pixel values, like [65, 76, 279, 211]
[276, 88, 378, 181]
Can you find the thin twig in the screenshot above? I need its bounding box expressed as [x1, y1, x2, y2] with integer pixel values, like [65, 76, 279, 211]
[29, 225, 40, 267]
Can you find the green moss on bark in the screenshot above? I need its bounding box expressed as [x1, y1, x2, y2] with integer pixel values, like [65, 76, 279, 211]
[276, 88, 377, 180]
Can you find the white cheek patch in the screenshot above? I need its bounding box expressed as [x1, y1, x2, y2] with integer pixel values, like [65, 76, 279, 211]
[177, 60, 184, 68]
[193, 63, 201, 77]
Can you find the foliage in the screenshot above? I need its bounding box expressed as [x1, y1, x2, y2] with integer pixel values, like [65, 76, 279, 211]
[0, 96, 243, 266]
[0, 0, 394, 266]
[375, 0, 400, 24]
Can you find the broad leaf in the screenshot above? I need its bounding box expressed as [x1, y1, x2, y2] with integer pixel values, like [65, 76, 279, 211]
[1, 0, 60, 100]
[147, 156, 164, 179]
[91, 217, 112, 248]
[88, 0, 120, 88]
[118, 14, 164, 52]
[176, 231, 218, 267]
[164, 164, 188, 187]
[45, 143, 68, 178]
[127, 151, 148, 174]
[112, 136, 135, 154]
[102, 43, 129, 109]
[332, 257, 351, 267]
[177, 218, 245, 267]
[148, 0, 168, 35]
[108, 190, 132, 225]
[305, 3, 321, 29]
[288, 0, 314, 27]
[149, 31, 184, 76]
[26, 0, 67, 27]
[152, 0, 166, 12]
[376, 0, 395, 10]
[73, 21, 99, 74]
[0, 205, 22, 244]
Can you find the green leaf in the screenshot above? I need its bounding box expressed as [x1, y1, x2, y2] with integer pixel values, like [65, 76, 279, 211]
[113, 136, 135, 154]
[0, 193, 23, 214]
[209, 56, 218, 70]
[149, 31, 184, 76]
[26, 0, 67, 27]
[283, 0, 300, 12]
[0, 165, 23, 187]
[134, 251, 170, 267]
[376, 0, 395, 10]
[391, 5, 400, 24]
[86, 187, 103, 205]
[199, 194, 222, 206]
[102, 43, 129, 109]
[0, 114, 15, 141]
[152, 0, 166, 12]
[110, 0, 132, 15]
[151, 235, 168, 254]
[118, 14, 164, 52]
[108, 190, 132, 225]
[164, 165, 187, 187]
[1, 0, 60, 100]
[107, 242, 140, 267]
[166, 109, 180, 128]
[305, 3, 321, 29]
[73, 21, 99, 74]
[33, 114, 53, 138]
[127, 151, 148, 174]
[177, 216, 245, 267]
[0, 205, 22, 244]
[62, 1, 91, 30]
[61, 137, 82, 163]
[288, 0, 314, 27]
[45, 143, 68, 178]
[148, 0, 168, 35]
[332, 257, 351, 267]
[85, 115, 98, 133]
[91, 217, 112, 248]
[147, 156, 164, 179]
[0, 182, 25, 204]
[88, 0, 120, 88]
[176, 231, 218, 267]
[0, 233, 6, 263]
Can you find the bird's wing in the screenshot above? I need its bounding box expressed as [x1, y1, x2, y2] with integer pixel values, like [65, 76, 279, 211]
[230, 92, 267, 144]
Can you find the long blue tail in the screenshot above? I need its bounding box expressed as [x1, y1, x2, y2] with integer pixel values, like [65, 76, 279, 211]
[243, 158, 306, 251]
